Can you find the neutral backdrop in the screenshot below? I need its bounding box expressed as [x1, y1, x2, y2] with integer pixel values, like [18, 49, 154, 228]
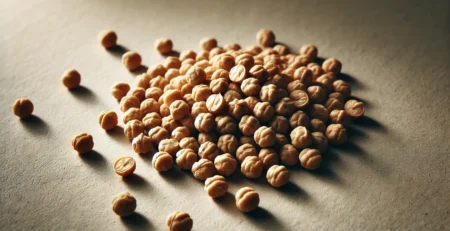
[1, 0, 449, 230]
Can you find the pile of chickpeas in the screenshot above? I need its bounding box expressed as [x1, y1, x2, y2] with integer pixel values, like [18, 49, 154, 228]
[13, 28, 365, 231]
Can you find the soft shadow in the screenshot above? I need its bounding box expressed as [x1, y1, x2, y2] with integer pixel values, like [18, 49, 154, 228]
[159, 166, 187, 183]
[214, 192, 236, 210]
[334, 141, 364, 155]
[275, 182, 310, 200]
[70, 86, 98, 103]
[244, 207, 284, 230]
[162, 50, 180, 58]
[20, 115, 51, 136]
[352, 115, 385, 131]
[120, 212, 153, 231]
[226, 169, 245, 184]
[107, 45, 129, 58]
[338, 73, 362, 89]
[314, 57, 325, 65]
[122, 174, 151, 191]
[310, 149, 342, 184]
[346, 125, 367, 140]
[79, 150, 107, 169]
[348, 96, 372, 109]
[131, 65, 149, 76]
[106, 126, 129, 145]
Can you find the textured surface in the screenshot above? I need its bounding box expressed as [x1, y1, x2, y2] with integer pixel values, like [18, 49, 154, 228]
[1, 0, 449, 230]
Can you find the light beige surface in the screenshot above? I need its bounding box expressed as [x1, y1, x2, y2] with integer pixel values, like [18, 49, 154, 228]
[1, 0, 449, 230]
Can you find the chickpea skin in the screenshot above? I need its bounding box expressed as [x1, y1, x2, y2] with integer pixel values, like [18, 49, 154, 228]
[122, 51, 142, 71]
[112, 192, 136, 217]
[155, 38, 173, 54]
[176, 148, 198, 170]
[192, 159, 216, 180]
[204, 175, 228, 198]
[148, 126, 170, 146]
[256, 29, 275, 47]
[167, 211, 193, 231]
[290, 126, 312, 149]
[280, 144, 299, 166]
[235, 187, 260, 212]
[152, 152, 174, 172]
[267, 165, 290, 187]
[344, 99, 365, 119]
[72, 132, 94, 154]
[214, 154, 237, 176]
[61, 69, 81, 89]
[114, 156, 136, 176]
[254, 126, 276, 148]
[12, 98, 34, 118]
[299, 148, 322, 170]
[98, 30, 117, 49]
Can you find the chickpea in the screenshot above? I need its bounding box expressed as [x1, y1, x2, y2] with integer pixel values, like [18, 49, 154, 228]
[179, 115, 196, 135]
[191, 102, 209, 118]
[98, 111, 118, 130]
[326, 124, 347, 145]
[256, 29, 275, 47]
[253, 102, 275, 123]
[229, 64, 247, 83]
[140, 98, 159, 115]
[170, 127, 189, 142]
[213, 153, 237, 176]
[194, 60, 210, 69]
[145, 87, 163, 101]
[211, 69, 230, 81]
[299, 148, 322, 170]
[282, 67, 296, 78]
[169, 100, 190, 120]
[61, 69, 81, 89]
[164, 89, 183, 106]
[273, 44, 289, 55]
[127, 88, 146, 102]
[274, 133, 289, 150]
[264, 61, 280, 77]
[122, 51, 142, 71]
[180, 64, 193, 75]
[332, 80, 351, 100]
[290, 126, 312, 149]
[241, 156, 263, 178]
[164, 57, 182, 69]
[267, 165, 290, 187]
[309, 65, 324, 80]
[123, 108, 142, 124]
[270, 74, 291, 90]
[329, 92, 345, 103]
[200, 37, 218, 51]
[72, 132, 94, 154]
[131, 133, 152, 154]
[194, 112, 215, 133]
[149, 76, 169, 89]
[289, 111, 310, 129]
[309, 118, 326, 133]
[179, 137, 199, 152]
[269, 116, 289, 134]
[280, 144, 299, 166]
[239, 136, 257, 147]
[325, 97, 344, 112]
[235, 187, 259, 212]
[259, 148, 278, 170]
[158, 138, 179, 157]
[112, 192, 136, 217]
[153, 38, 173, 54]
[198, 141, 220, 161]
[299, 44, 318, 59]
[124, 120, 145, 141]
[287, 80, 307, 93]
[214, 54, 235, 71]
[238, 115, 260, 136]
[235, 53, 255, 70]
[228, 99, 251, 120]
[185, 66, 206, 85]
[293, 66, 313, 86]
[12, 98, 34, 118]
[307, 85, 326, 104]
[114, 156, 136, 176]
[254, 126, 276, 148]
[224, 43, 241, 51]
[215, 115, 237, 135]
[149, 64, 168, 79]
[142, 112, 161, 130]
[192, 85, 212, 102]
[241, 78, 261, 97]
[181, 83, 194, 95]
[275, 97, 296, 117]
[120, 95, 140, 112]
[176, 148, 198, 170]
[311, 132, 328, 153]
[260, 84, 282, 105]
[322, 58, 342, 75]
[98, 30, 117, 49]
[344, 99, 365, 119]
[160, 116, 179, 133]
[198, 132, 218, 145]
[197, 51, 210, 62]
[167, 211, 193, 231]
[330, 110, 350, 125]
[204, 175, 228, 198]
[244, 96, 260, 111]
[209, 78, 229, 94]
[217, 134, 238, 155]
[309, 104, 329, 122]
[236, 143, 258, 163]
[152, 152, 174, 172]
[111, 82, 131, 101]
[180, 50, 197, 62]
[248, 65, 268, 84]
[192, 159, 216, 180]
[147, 127, 169, 146]
[223, 90, 243, 103]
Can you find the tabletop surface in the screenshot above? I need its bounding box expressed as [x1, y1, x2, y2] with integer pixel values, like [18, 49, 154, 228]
[1, 0, 449, 230]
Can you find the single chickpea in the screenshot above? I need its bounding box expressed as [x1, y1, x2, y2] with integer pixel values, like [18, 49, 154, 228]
[155, 38, 173, 54]
[329, 92, 346, 103]
[236, 143, 258, 163]
[309, 118, 326, 133]
[270, 116, 289, 134]
[194, 60, 210, 69]
[198, 141, 221, 161]
[72, 132, 94, 154]
[228, 99, 251, 120]
[145, 87, 163, 101]
[282, 67, 296, 78]
[149, 76, 169, 89]
[122, 51, 142, 71]
[111, 82, 130, 101]
[289, 111, 310, 129]
[309, 104, 329, 122]
[200, 37, 218, 51]
[114, 156, 136, 176]
[148, 126, 169, 146]
[241, 156, 263, 178]
[275, 97, 296, 117]
[270, 74, 291, 89]
[180, 64, 193, 75]
[235, 53, 255, 70]
[332, 80, 351, 99]
[12, 98, 34, 118]
[246, 45, 263, 55]
[217, 134, 238, 155]
[112, 192, 136, 217]
[280, 144, 299, 166]
[223, 90, 243, 103]
[165, 70, 180, 82]
[198, 132, 218, 145]
[256, 29, 275, 47]
[326, 124, 347, 145]
[192, 159, 216, 180]
[300, 44, 318, 59]
[152, 152, 174, 172]
[244, 96, 260, 111]
[206, 94, 228, 115]
[239, 115, 260, 136]
[140, 98, 160, 115]
[259, 148, 278, 170]
[169, 100, 189, 121]
[260, 84, 281, 105]
[274, 133, 289, 150]
[185, 66, 206, 85]
[344, 99, 365, 119]
[273, 44, 289, 55]
[131, 133, 152, 154]
[293, 66, 313, 86]
[322, 58, 342, 75]
[211, 69, 230, 81]
[176, 148, 198, 170]
[158, 138, 179, 157]
[98, 111, 118, 130]
[249, 65, 268, 84]
[123, 108, 142, 124]
[311, 132, 328, 153]
[264, 61, 280, 78]
[253, 102, 275, 123]
[204, 175, 228, 198]
[307, 85, 327, 104]
[239, 136, 257, 147]
[197, 51, 210, 62]
[136, 73, 151, 89]
[172, 126, 191, 142]
[325, 97, 344, 112]
[254, 126, 276, 148]
[210, 78, 229, 94]
[236, 187, 260, 212]
[330, 109, 350, 125]
[215, 115, 237, 135]
[179, 137, 199, 152]
[214, 54, 235, 71]
[160, 104, 170, 117]
[309, 65, 324, 80]
[287, 80, 307, 93]
[290, 126, 312, 149]
[61, 69, 81, 89]
[192, 85, 212, 102]
[98, 30, 117, 49]
[299, 148, 322, 170]
[167, 211, 193, 231]
[120, 95, 140, 112]
[229, 64, 247, 83]
[180, 50, 197, 62]
[209, 47, 225, 59]
[142, 112, 161, 130]
[127, 88, 146, 102]
[224, 43, 241, 51]
[181, 83, 194, 95]
[267, 165, 290, 187]
[191, 101, 209, 118]
[194, 112, 215, 133]
[164, 57, 182, 69]
[124, 120, 145, 141]
[214, 153, 237, 176]
[241, 78, 261, 97]
[163, 90, 183, 106]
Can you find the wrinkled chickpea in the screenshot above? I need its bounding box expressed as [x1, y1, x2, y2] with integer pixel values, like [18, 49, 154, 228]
[332, 80, 351, 99]
[269, 74, 291, 89]
[111, 82, 131, 101]
[98, 30, 117, 49]
[256, 29, 275, 47]
[198, 132, 219, 145]
[260, 84, 282, 105]
[311, 132, 328, 153]
[140, 98, 160, 115]
[236, 187, 260, 212]
[244, 96, 260, 111]
[229, 64, 247, 83]
[155, 38, 173, 54]
[72, 132, 94, 154]
[61, 69, 81, 89]
[287, 80, 307, 93]
[124, 120, 145, 141]
[185, 66, 206, 85]
[224, 43, 241, 51]
[98, 111, 118, 130]
[280, 144, 299, 166]
[164, 57, 182, 69]
[322, 58, 342, 75]
[136, 73, 151, 89]
[180, 115, 196, 135]
[223, 90, 243, 103]
[293, 67, 313, 86]
[290, 126, 312, 149]
[158, 138, 179, 157]
[172, 126, 190, 142]
[300, 44, 318, 59]
[191, 102, 209, 118]
[241, 78, 261, 97]
[215, 115, 237, 135]
[274, 133, 289, 150]
[211, 69, 230, 81]
[289, 90, 309, 109]
[167, 210, 193, 231]
[275, 97, 295, 117]
[309, 118, 326, 133]
[309, 104, 329, 122]
[206, 94, 227, 115]
[217, 134, 238, 155]
[120, 95, 140, 112]
[122, 51, 142, 71]
[12, 98, 34, 118]
[192, 159, 216, 180]
[309, 65, 324, 80]
[235, 53, 255, 70]
[289, 111, 310, 129]
[192, 85, 212, 102]
[197, 51, 210, 62]
[267, 165, 290, 187]
[241, 156, 263, 178]
[200, 37, 218, 51]
[194, 113, 215, 133]
[253, 102, 275, 123]
[131, 133, 153, 155]
[204, 175, 228, 198]
[127, 88, 146, 102]
[179, 137, 199, 152]
[148, 64, 168, 78]
[299, 148, 322, 170]
[228, 99, 251, 120]
[210, 78, 229, 94]
[214, 54, 235, 71]
[330, 110, 350, 125]
[213, 154, 237, 177]
[259, 148, 278, 170]
[112, 192, 136, 217]
[325, 97, 344, 112]
[123, 108, 142, 124]
[270, 116, 289, 134]
[249, 65, 269, 84]
[326, 124, 347, 145]
[198, 141, 221, 161]
[236, 143, 258, 163]
[180, 64, 193, 75]
[152, 152, 174, 172]
[142, 112, 162, 130]
[344, 99, 365, 119]
[169, 100, 189, 120]
[149, 76, 169, 89]
[254, 126, 276, 148]
[307, 85, 326, 104]
[239, 115, 260, 136]
[145, 87, 163, 101]
[114, 156, 136, 176]
[176, 148, 198, 170]
[164, 90, 183, 106]
[148, 126, 169, 146]
[180, 50, 197, 62]
[239, 136, 257, 147]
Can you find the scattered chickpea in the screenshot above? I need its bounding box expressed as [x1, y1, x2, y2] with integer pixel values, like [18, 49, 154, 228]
[210, 78, 229, 94]
[307, 85, 326, 104]
[215, 115, 238, 135]
[98, 111, 118, 130]
[275, 97, 296, 117]
[289, 111, 310, 129]
[98, 30, 117, 49]
[192, 85, 212, 102]
[228, 99, 251, 120]
[112, 192, 136, 217]
[322, 58, 342, 75]
[120, 95, 140, 112]
[155, 38, 173, 54]
[217, 134, 238, 155]
[241, 78, 261, 97]
[122, 51, 142, 71]
[158, 138, 179, 157]
[123, 108, 142, 124]
[236, 143, 258, 163]
[325, 97, 344, 112]
[72, 132, 94, 154]
[169, 100, 190, 120]
[235, 187, 260, 212]
[241, 156, 263, 178]
[185, 66, 206, 85]
[142, 112, 162, 130]
[224, 43, 241, 51]
[179, 137, 199, 153]
[254, 126, 276, 148]
[132, 133, 153, 154]
[214, 153, 237, 176]
[145, 87, 163, 101]
[148, 126, 169, 146]
[299, 44, 318, 60]
[148, 64, 168, 78]
[270, 116, 290, 134]
[256, 29, 275, 47]
[229, 64, 247, 83]
[330, 109, 350, 125]
[61, 69, 81, 89]
[244, 96, 260, 111]
[198, 141, 221, 161]
[176, 148, 198, 170]
[167, 210, 193, 231]
[309, 118, 326, 133]
[124, 120, 145, 141]
[12, 98, 34, 118]
[290, 126, 312, 149]
[326, 124, 347, 145]
[114, 156, 136, 176]
[192, 102, 209, 118]
[152, 151, 174, 172]
[287, 80, 307, 93]
[140, 98, 160, 115]
[280, 144, 299, 166]
[204, 175, 228, 198]
[223, 90, 243, 103]
[258, 148, 279, 170]
[253, 102, 275, 123]
[200, 37, 218, 51]
[274, 133, 290, 150]
[267, 165, 290, 187]
[192, 159, 216, 180]
[299, 148, 322, 170]
[344, 99, 365, 119]
[172, 126, 191, 142]
[111, 82, 131, 101]
[128, 87, 146, 102]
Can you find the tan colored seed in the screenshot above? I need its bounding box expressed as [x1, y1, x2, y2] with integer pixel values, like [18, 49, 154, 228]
[253, 102, 275, 123]
[122, 51, 142, 71]
[140, 98, 160, 115]
[152, 151, 174, 172]
[200, 37, 218, 51]
[299, 148, 322, 170]
[132, 133, 153, 154]
[235, 187, 260, 212]
[254, 126, 276, 148]
[214, 153, 237, 176]
[114, 156, 136, 176]
[167, 210, 193, 231]
[155, 38, 173, 54]
[192, 85, 212, 102]
[307, 85, 326, 104]
[172, 126, 191, 142]
[194, 112, 215, 133]
[287, 80, 307, 93]
[280, 144, 299, 166]
[267, 165, 290, 187]
[241, 156, 263, 178]
[256, 29, 275, 47]
[179, 137, 199, 153]
[244, 96, 260, 111]
[142, 112, 162, 130]
[322, 58, 342, 75]
[124, 120, 145, 141]
[147, 64, 167, 78]
[72, 132, 94, 154]
[215, 115, 237, 135]
[217, 134, 238, 155]
[299, 44, 318, 59]
[185, 66, 206, 85]
[61, 69, 81, 89]
[158, 138, 179, 157]
[236, 143, 258, 163]
[123, 108, 142, 124]
[148, 126, 169, 146]
[259, 148, 278, 170]
[311, 132, 328, 153]
[229, 64, 247, 83]
[206, 94, 227, 115]
[204, 175, 228, 198]
[290, 126, 312, 149]
[326, 124, 347, 145]
[238, 115, 260, 136]
[176, 148, 197, 170]
[12, 98, 34, 118]
[198, 141, 220, 161]
[344, 99, 365, 119]
[309, 118, 326, 133]
[112, 192, 136, 217]
[325, 97, 344, 112]
[98, 30, 117, 49]
[309, 104, 329, 122]
[98, 111, 118, 130]
[330, 109, 350, 125]
[270, 116, 289, 135]
[241, 78, 261, 97]
[192, 159, 216, 180]
[111, 82, 131, 101]
[228, 99, 251, 120]
[275, 97, 296, 117]
[169, 100, 189, 120]
[120, 95, 140, 112]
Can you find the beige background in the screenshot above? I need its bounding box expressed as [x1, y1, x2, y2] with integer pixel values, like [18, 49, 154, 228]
[1, 0, 449, 230]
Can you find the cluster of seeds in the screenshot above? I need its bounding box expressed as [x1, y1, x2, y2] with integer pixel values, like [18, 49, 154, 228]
[12, 28, 365, 231]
